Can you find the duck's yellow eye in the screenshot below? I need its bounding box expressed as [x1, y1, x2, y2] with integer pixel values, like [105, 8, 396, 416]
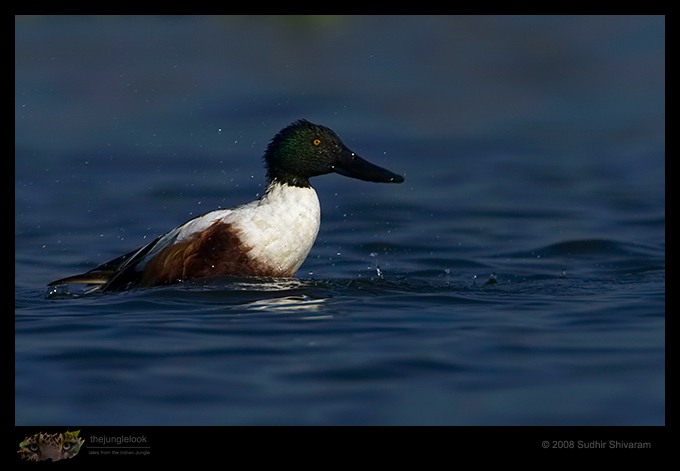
[313, 139, 321, 146]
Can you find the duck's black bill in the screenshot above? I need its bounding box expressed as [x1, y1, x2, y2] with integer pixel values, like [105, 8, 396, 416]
[333, 151, 404, 184]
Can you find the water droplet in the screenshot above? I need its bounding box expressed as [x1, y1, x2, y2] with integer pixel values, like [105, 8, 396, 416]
[485, 273, 498, 285]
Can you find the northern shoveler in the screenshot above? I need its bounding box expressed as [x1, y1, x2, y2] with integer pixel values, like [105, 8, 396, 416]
[48, 119, 404, 292]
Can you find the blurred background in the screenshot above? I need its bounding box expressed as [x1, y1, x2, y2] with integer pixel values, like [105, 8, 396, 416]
[16, 16, 665, 282]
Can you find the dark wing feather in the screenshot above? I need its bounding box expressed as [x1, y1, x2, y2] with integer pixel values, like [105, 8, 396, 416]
[48, 236, 163, 292]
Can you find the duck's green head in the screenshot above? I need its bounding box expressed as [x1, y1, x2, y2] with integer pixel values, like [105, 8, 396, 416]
[264, 119, 404, 187]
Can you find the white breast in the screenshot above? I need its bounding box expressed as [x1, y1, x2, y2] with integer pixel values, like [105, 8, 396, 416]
[228, 183, 321, 275]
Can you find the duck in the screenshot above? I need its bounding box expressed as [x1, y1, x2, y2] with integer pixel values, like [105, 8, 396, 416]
[48, 119, 404, 292]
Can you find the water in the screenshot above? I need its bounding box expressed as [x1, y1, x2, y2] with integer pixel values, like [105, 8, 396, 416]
[15, 16, 664, 425]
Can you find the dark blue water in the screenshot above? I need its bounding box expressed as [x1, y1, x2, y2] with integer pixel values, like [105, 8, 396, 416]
[16, 16, 664, 425]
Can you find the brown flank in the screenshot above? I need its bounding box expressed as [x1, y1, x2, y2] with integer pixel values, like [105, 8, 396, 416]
[139, 221, 293, 286]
